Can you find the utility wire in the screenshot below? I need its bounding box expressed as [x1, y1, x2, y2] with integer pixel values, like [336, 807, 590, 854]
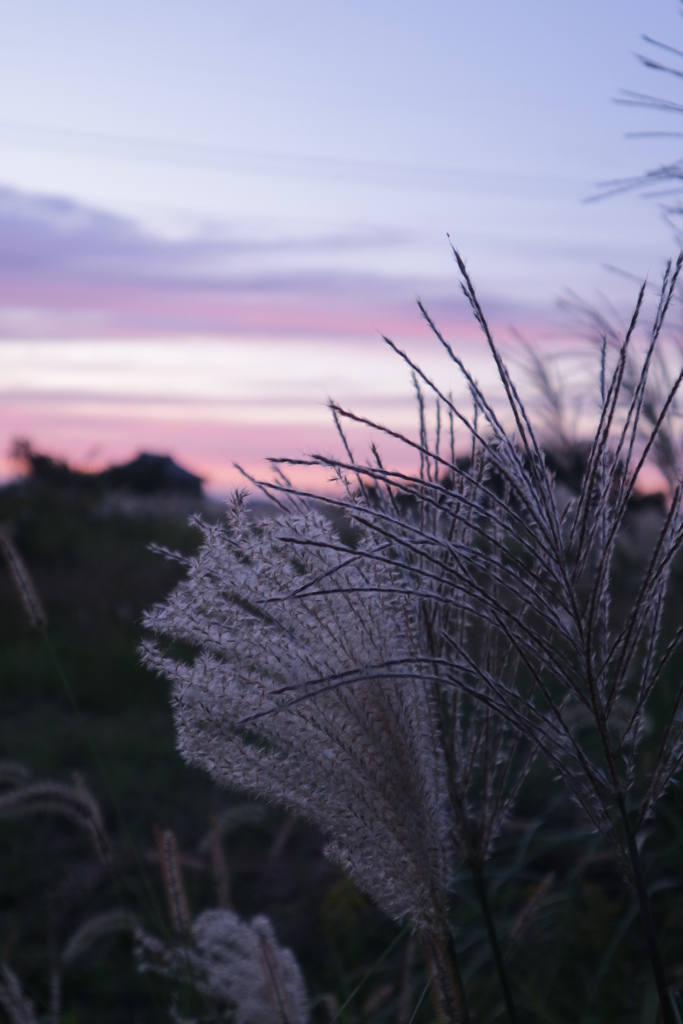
[0, 119, 585, 196]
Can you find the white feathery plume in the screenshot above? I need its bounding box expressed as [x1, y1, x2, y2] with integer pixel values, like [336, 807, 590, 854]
[144, 249, 683, 1020]
[142, 500, 453, 935]
[254, 248, 683, 1023]
[136, 909, 309, 1024]
[264, 249, 683, 862]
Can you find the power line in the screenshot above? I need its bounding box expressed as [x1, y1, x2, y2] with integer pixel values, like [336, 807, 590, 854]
[0, 120, 586, 196]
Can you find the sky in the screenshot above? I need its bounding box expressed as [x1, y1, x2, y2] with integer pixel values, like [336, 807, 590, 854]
[2, 0, 683, 493]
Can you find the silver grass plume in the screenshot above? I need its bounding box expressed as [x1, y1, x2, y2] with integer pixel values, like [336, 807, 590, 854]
[249, 403, 538, 877]
[135, 909, 309, 1024]
[142, 499, 453, 936]
[261, 246, 683, 1023]
[143, 248, 683, 1020]
[239, 378, 536, 1022]
[268, 249, 683, 862]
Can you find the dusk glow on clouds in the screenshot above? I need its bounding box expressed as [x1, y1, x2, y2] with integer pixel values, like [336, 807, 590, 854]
[0, 332, 515, 492]
[0, 183, 554, 492]
[0, 186, 544, 342]
[2, 0, 683, 492]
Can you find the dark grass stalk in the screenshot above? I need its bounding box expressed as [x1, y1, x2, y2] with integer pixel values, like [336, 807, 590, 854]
[421, 927, 471, 1024]
[433, 673, 519, 1022]
[468, 861, 518, 1024]
[329, 927, 410, 1023]
[617, 794, 676, 1024]
[406, 981, 431, 1024]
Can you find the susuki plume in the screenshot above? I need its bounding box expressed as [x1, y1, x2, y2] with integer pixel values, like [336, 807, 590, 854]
[142, 501, 453, 934]
[143, 247, 683, 1022]
[136, 909, 309, 1024]
[264, 247, 683, 863]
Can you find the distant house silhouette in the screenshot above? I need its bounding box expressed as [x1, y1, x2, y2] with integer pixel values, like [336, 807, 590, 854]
[11, 441, 203, 496]
[101, 454, 203, 496]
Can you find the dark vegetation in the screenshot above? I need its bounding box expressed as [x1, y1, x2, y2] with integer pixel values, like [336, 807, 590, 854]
[0, 455, 381, 1024]
[4, 436, 683, 1023]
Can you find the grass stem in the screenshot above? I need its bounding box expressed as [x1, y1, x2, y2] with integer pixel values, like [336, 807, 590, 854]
[469, 861, 518, 1024]
[421, 926, 471, 1024]
[617, 796, 675, 1024]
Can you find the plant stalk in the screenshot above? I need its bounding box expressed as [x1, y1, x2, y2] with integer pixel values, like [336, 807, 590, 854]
[469, 861, 518, 1024]
[617, 796, 675, 1024]
[421, 926, 471, 1024]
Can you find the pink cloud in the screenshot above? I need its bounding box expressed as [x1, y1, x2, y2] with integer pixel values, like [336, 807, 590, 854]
[0, 398, 430, 497]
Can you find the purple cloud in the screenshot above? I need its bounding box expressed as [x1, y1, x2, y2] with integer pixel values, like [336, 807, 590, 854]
[0, 185, 536, 340]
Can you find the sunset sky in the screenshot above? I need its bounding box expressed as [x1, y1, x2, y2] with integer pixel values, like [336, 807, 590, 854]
[2, 0, 683, 493]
